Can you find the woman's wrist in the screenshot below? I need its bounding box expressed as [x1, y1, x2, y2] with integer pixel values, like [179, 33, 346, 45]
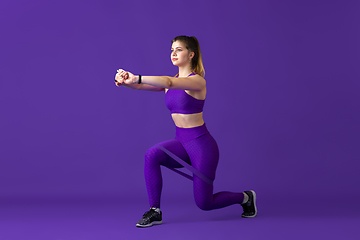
[138, 75, 142, 84]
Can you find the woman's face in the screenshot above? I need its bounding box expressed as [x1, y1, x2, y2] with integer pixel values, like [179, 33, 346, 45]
[171, 41, 194, 67]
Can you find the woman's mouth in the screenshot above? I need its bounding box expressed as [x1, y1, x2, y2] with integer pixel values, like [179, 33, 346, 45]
[172, 58, 178, 61]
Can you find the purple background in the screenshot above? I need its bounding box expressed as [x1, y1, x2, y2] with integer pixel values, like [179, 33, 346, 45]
[1, 0, 359, 239]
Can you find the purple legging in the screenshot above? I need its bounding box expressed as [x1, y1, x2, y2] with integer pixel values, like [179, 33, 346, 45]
[144, 123, 244, 210]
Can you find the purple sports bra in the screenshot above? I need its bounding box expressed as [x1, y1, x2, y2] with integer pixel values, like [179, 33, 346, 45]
[165, 72, 205, 114]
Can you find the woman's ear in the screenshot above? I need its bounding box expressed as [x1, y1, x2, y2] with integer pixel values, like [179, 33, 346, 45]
[189, 51, 195, 60]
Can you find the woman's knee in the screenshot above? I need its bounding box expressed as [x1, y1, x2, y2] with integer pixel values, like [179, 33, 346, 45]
[145, 146, 165, 165]
[194, 195, 213, 211]
[195, 200, 212, 211]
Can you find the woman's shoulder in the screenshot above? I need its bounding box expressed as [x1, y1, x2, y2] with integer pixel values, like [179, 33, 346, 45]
[192, 72, 205, 79]
[190, 73, 206, 85]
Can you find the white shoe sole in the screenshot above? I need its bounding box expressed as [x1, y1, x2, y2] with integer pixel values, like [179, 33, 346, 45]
[136, 220, 163, 228]
[242, 190, 257, 218]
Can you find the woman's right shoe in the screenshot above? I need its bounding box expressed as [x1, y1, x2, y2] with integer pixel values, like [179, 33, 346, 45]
[136, 207, 163, 228]
[241, 190, 257, 218]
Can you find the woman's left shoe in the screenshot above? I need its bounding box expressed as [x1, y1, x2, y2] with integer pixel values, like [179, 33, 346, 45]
[241, 190, 257, 218]
[136, 207, 163, 227]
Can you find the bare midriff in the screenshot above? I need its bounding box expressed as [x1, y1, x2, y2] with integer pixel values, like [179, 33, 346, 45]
[171, 112, 204, 128]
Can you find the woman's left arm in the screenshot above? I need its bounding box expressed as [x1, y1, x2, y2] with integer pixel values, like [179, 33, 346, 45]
[141, 75, 205, 91]
[118, 69, 205, 91]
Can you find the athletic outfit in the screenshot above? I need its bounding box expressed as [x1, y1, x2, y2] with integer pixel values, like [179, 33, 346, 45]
[136, 73, 257, 227]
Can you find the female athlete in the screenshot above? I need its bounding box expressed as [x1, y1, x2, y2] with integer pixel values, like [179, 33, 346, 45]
[114, 35, 257, 227]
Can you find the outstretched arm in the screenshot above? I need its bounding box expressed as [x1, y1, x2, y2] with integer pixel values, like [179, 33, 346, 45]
[115, 70, 164, 91]
[141, 75, 205, 91]
[117, 69, 205, 91]
[122, 83, 165, 91]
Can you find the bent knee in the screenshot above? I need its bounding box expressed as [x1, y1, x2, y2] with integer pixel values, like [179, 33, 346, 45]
[195, 199, 213, 211]
[145, 146, 165, 163]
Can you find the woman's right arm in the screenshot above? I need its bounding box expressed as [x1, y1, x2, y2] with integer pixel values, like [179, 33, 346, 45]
[115, 71, 164, 91]
[121, 83, 165, 92]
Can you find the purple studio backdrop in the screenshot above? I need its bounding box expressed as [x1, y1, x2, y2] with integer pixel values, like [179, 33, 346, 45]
[0, 0, 359, 207]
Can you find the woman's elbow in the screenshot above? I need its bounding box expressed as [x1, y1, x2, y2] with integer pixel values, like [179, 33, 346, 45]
[165, 77, 173, 88]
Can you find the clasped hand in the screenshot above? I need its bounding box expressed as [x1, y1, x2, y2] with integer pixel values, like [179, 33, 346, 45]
[115, 69, 137, 86]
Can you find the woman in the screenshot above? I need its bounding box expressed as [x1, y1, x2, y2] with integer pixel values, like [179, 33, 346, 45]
[115, 35, 257, 228]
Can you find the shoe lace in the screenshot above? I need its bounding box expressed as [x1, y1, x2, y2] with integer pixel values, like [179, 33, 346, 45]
[142, 209, 156, 218]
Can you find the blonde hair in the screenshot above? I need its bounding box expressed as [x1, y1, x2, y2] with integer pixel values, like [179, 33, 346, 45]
[171, 35, 205, 77]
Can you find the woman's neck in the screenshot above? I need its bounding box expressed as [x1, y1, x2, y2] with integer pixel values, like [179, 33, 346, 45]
[178, 66, 193, 77]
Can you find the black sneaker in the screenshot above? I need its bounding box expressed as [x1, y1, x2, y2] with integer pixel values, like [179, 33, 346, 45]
[136, 207, 163, 228]
[241, 190, 257, 218]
